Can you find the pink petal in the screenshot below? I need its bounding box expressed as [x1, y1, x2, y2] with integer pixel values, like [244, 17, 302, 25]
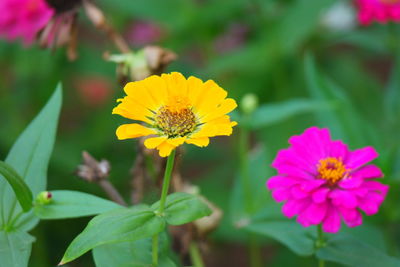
[266, 176, 299, 190]
[291, 185, 309, 199]
[338, 207, 362, 228]
[351, 165, 383, 179]
[300, 202, 328, 225]
[346, 147, 378, 170]
[330, 190, 358, 209]
[271, 188, 291, 202]
[322, 205, 341, 233]
[328, 140, 349, 160]
[312, 187, 330, 203]
[282, 198, 310, 218]
[338, 176, 363, 189]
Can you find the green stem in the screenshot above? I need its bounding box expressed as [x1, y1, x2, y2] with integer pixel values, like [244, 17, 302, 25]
[189, 242, 205, 267]
[157, 149, 176, 214]
[239, 127, 252, 213]
[152, 235, 158, 267]
[152, 149, 176, 266]
[316, 224, 325, 267]
[249, 234, 262, 267]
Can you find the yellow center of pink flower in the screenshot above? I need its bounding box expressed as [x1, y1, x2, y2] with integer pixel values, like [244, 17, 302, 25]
[317, 157, 349, 185]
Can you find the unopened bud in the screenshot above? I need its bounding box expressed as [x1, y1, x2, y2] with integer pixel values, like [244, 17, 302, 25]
[36, 191, 52, 205]
[240, 93, 258, 115]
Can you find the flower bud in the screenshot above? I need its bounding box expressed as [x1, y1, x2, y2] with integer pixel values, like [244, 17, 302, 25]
[36, 191, 52, 205]
[240, 93, 258, 115]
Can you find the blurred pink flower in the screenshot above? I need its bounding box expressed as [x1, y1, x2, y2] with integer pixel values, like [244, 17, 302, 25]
[214, 23, 249, 54]
[0, 0, 55, 45]
[75, 76, 113, 107]
[126, 20, 163, 47]
[267, 127, 388, 233]
[356, 0, 400, 25]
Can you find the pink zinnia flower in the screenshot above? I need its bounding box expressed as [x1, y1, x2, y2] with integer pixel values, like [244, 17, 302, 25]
[266, 127, 388, 233]
[0, 0, 55, 45]
[356, 0, 400, 25]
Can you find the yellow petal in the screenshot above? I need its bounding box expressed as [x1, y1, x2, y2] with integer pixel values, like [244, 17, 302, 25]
[143, 75, 168, 105]
[144, 136, 167, 149]
[157, 141, 176, 157]
[116, 124, 156, 140]
[112, 96, 153, 124]
[123, 82, 160, 112]
[192, 80, 227, 118]
[191, 115, 237, 138]
[166, 137, 186, 146]
[200, 98, 237, 123]
[162, 72, 188, 96]
[186, 137, 210, 147]
[187, 76, 204, 105]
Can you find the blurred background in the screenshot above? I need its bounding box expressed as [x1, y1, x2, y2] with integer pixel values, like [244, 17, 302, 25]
[1, 0, 400, 266]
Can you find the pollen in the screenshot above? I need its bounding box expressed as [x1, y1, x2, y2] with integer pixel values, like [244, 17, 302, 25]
[155, 106, 197, 137]
[317, 157, 349, 185]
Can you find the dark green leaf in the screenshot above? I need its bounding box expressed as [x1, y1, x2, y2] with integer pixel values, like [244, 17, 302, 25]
[0, 85, 62, 231]
[93, 232, 177, 267]
[34, 190, 122, 219]
[0, 162, 33, 213]
[317, 235, 400, 267]
[151, 192, 212, 226]
[60, 206, 165, 264]
[0, 230, 35, 267]
[244, 221, 315, 256]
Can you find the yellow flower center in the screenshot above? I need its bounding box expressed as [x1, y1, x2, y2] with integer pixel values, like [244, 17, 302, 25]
[155, 106, 197, 137]
[317, 157, 349, 185]
[380, 0, 400, 4]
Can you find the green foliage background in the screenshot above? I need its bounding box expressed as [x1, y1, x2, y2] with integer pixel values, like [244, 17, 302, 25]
[1, 0, 400, 266]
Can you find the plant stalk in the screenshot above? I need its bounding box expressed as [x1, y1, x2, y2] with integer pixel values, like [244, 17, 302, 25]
[152, 149, 176, 266]
[316, 224, 325, 267]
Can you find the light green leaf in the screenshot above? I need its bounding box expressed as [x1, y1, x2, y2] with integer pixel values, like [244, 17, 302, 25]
[0, 162, 33, 213]
[0, 230, 35, 267]
[151, 192, 212, 226]
[60, 206, 165, 265]
[247, 100, 331, 129]
[34, 190, 122, 219]
[317, 235, 400, 267]
[0, 84, 62, 231]
[244, 221, 315, 256]
[93, 232, 177, 267]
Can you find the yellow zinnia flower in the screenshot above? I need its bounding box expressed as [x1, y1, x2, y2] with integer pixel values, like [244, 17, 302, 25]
[112, 72, 238, 157]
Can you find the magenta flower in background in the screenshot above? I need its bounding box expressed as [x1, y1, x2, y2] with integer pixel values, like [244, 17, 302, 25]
[356, 0, 400, 25]
[266, 127, 388, 233]
[125, 19, 163, 47]
[0, 0, 55, 45]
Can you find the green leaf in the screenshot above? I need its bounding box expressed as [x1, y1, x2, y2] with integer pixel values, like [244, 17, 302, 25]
[34, 190, 122, 219]
[60, 206, 165, 265]
[304, 53, 378, 148]
[317, 235, 400, 267]
[0, 162, 33, 213]
[151, 192, 212, 226]
[93, 232, 177, 267]
[245, 221, 315, 256]
[0, 84, 62, 231]
[0, 230, 35, 267]
[246, 100, 331, 130]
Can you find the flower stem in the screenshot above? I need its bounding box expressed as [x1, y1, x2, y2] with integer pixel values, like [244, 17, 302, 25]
[152, 235, 158, 267]
[189, 242, 205, 267]
[316, 224, 325, 267]
[158, 149, 176, 213]
[238, 127, 252, 213]
[152, 149, 176, 266]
